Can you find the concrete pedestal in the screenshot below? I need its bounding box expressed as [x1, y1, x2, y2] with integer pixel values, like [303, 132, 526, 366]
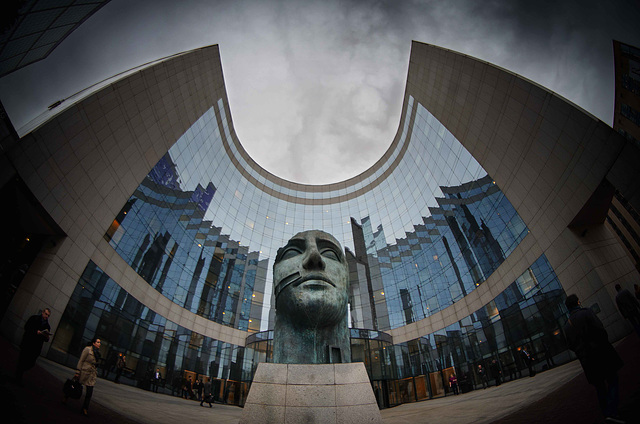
[240, 362, 382, 423]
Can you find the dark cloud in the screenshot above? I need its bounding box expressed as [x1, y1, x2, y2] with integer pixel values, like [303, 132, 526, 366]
[1, 0, 639, 184]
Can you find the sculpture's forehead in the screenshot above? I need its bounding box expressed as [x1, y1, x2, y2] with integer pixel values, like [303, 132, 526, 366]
[289, 230, 341, 248]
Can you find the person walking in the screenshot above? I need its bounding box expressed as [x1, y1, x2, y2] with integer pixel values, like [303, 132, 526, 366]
[194, 378, 203, 401]
[182, 376, 193, 399]
[200, 379, 213, 407]
[477, 364, 488, 389]
[77, 337, 102, 416]
[152, 368, 162, 392]
[114, 353, 126, 383]
[449, 373, 459, 395]
[15, 308, 51, 385]
[614, 284, 640, 337]
[564, 294, 624, 423]
[520, 345, 535, 377]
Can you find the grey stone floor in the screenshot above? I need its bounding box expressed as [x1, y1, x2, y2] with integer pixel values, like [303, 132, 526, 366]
[7, 334, 640, 424]
[36, 355, 583, 424]
[379, 361, 583, 424]
[41, 357, 243, 423]
[4, 334, 638, 424]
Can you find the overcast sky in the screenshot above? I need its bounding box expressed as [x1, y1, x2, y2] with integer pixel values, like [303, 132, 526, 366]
[1, 0, 639, 184]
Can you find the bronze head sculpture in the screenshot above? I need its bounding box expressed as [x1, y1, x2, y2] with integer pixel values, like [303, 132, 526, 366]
[272, 230, 351, 364]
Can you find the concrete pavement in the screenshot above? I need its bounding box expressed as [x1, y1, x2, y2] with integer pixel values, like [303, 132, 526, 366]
[1, 334, 638, 423]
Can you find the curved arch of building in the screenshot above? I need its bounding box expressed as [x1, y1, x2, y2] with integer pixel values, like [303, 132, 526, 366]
[2, 41, 639, 361]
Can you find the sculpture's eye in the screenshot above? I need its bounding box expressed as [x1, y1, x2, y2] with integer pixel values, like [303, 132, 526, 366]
[320, 248, 339, 261]
[280, 247, 302, 261]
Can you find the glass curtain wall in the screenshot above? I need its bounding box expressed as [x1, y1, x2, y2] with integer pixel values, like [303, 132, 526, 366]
[100, 96, 529, 334]
[48, 261, 252, 406]
[48, 93, 570, 408]
[48, 254, 567, 409]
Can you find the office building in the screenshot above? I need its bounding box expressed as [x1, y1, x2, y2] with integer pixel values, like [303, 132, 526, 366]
[1, 41, 639, 407]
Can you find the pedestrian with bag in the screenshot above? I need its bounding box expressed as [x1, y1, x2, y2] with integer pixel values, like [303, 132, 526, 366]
[76, 337, 102, 416]
[564, 294, 625, 423]
[200, 379, 213, 407]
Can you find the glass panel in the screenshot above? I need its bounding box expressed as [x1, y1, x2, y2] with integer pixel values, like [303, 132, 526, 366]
[429, 371, 445, 398]
[106, 97, 529, 334]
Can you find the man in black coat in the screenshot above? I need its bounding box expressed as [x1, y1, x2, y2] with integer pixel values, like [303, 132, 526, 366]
[564, 294, 624, 423]
[16, 308, 52, 384]
[194, 378, 204, 401]
[152, 368, 162, 392]
[477, 364, 488, 389]
[520, 345, 535, 377]
[200, 379, 213, 407]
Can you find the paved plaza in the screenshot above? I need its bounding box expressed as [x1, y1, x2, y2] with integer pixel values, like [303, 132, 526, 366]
[1, 335, 638, 424]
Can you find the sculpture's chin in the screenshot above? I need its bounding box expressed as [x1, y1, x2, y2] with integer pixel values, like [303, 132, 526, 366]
[278, 290, 347, 328]
[301, 301, 343, 327]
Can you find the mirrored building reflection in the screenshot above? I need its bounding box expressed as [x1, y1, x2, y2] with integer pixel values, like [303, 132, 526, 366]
[3, 41, 639, 409]
[44, 88, 560, 407]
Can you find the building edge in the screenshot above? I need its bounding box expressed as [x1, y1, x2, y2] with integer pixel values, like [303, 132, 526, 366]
[2, 40, 639, 358]
[406, 40, 640, 342]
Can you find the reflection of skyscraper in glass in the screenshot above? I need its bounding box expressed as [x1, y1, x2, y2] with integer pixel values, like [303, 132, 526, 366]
[345, 173, 526, 330]
[191, 183, 216, 212]
[608, 41, 640, 274]
[5, 41, 638, 410]
[400, 288, 414, 324]
[108, 149, 259, 331]
[149, 154, 181, 189]
[350, 217, 388, 330]
[614, 40, 640, 146]
[138, 231, 170, 283]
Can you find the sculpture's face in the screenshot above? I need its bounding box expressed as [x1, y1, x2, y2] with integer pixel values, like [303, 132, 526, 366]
[274, 230, 348, 326]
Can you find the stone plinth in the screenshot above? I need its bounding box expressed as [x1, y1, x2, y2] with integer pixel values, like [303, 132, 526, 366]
[240, 362, 382, 424]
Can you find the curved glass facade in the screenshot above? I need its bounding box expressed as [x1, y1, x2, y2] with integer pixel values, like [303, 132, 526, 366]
[102, 96, 528, 333]
[49, 260, 252, 405]
[7, 38, 631, 414]
[49, 89, 570, 408]
[49, 253, 567, 407]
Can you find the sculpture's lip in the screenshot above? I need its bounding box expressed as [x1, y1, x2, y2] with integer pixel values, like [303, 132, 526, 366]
[295, 274, 336, 288]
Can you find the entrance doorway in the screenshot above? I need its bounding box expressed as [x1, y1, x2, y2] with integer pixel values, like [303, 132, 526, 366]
[0, 175, 65, 318]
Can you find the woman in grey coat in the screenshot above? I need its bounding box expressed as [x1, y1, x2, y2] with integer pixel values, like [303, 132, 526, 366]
[77, 337, 101, 416]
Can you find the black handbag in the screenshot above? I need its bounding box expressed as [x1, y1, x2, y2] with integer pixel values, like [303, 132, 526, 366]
[63, 377, 83, 399]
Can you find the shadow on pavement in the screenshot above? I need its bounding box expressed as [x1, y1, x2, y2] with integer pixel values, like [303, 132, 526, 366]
[0, 336, 141, 424]
[0, 332, 638, 423]
[491, 335, 640, 424]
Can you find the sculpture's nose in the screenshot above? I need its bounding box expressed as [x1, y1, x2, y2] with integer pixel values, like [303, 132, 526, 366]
[303, 248, 325, 271]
